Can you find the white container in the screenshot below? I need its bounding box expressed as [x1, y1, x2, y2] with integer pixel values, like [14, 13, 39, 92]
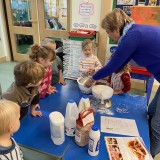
[77, 77, 95, 94]
[65, 99, 79, 136]
[49, 111, 65, 145]
[88, 125, 100, 156]
[78, 95, 91, 113]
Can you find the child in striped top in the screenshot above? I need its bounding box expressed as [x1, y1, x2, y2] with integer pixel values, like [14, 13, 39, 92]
[0, 100, 23, 160]
[78, 39, 102, 77]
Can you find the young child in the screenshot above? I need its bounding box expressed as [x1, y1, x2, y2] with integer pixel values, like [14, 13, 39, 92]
[106, 64, 131, 94]
[0, 100, 23, 160]
[78, 39, 102, 77]
[2, 60, 45, 119]
[40, 38, 66, 85]
[29, 44, 57, 98]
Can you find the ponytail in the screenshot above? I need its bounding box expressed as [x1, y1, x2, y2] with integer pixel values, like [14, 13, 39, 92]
[28, 44, 55, 62]
[29, 44, 40, 61]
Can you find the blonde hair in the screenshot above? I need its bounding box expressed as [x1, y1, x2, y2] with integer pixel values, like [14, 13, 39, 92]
[82, 39, 94, 50]
[14, 60, 45, 86]
[101, 8, 133, 32]
[122, 64, 131, 73]
[40, 38, 56, 46]
[0, 100, 20, 135]
[29, 44, 56, 62]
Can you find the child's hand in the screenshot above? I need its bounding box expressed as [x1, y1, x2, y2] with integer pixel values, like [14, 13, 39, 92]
[87, 69, 92, 75]
[35, 104, 40, 109]
[59, 79, 66, 85]
[31, 110, 42, 117]
[90, 68, 95, 74]
[30, 104, 42, 117]
[48, 85, 58, 94]
[87, 68, 95, 75]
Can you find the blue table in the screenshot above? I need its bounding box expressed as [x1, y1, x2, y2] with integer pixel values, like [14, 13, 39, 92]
[63, 91, 149, 160]
[13, 80, 149, 159]
[130, 66, 154, 105]
[13, 80, 82, 158]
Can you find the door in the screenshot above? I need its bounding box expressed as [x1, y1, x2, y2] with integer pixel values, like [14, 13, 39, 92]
[37, 0, 71, 40]
[5, 0, 39, 61]
[5, 0, 71, 61]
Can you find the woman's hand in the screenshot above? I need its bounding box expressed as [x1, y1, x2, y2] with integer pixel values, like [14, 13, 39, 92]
[84, 77, 95, 88]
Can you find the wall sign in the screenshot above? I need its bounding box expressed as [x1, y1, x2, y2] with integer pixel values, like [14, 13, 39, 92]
[72, 0, 101, 31]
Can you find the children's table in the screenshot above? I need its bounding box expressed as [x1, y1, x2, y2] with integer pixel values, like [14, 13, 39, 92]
[13, 80, 150, 160]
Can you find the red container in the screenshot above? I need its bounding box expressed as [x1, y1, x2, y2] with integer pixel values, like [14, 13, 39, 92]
[130, 66, 153, 76]
[69, 29, 95, 37]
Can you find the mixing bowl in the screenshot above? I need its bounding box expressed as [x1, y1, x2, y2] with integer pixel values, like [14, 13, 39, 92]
[77, 77, 95, 94]
[92, 85, 113, 102]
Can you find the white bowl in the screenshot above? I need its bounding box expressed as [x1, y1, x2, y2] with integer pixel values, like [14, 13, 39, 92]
[77, 77, 94, 94]
[92, 85, 113, 100]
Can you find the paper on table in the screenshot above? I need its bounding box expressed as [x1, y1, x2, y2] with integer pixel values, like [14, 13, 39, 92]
[101, 116, 139, 136]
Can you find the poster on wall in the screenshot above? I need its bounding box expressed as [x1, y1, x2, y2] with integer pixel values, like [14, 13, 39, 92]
[72, 0, 101, 31]
[106, 0, 160, 65]
[117, 0, 136, 5]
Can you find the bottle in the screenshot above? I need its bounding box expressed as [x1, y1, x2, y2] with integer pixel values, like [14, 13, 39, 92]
[65, 99, 79, 136]
[78, 95, 91, 113]
[88, 125, 100, 156]
[75, 121, 93, 147]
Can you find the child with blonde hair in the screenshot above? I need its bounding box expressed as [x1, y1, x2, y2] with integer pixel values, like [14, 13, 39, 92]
[41, 38, 66, 86]
[2, 60, 45, 119]
[29, 44, 57, 98]
[0, 100, 23, 160]
[78, 39, 102, 77]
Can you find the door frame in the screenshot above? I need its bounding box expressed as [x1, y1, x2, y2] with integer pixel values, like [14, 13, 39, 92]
[37, 0, 71, 41]
[5, 0, 39, 61]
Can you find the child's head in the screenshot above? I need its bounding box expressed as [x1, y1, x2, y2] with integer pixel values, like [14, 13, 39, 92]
[29, 44, 56, 68]
[14, 60, 45, 87]
[41, 38, 56, 52]
[0, 100, 20, 135]
[82, 39, 94, 57]
[122, 64, 131, 72]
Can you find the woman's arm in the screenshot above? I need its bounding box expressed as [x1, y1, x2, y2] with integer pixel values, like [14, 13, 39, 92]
[92, 31, 140, 80]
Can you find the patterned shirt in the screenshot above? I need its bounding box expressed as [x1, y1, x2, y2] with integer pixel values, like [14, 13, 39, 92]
[108, 72, 131, 93]
[78, 54, 102, 77]
[39, 66, 52, 98]
[0, 138, 23, 160]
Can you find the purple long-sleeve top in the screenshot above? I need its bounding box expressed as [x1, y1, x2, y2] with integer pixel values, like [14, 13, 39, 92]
[93, 24, 160, 82]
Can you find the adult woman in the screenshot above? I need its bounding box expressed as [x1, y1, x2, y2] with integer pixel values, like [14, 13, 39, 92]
[84, 8, 160, 157]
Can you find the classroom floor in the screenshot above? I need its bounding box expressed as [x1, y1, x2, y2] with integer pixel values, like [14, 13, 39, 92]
[0, 61, 159, 160]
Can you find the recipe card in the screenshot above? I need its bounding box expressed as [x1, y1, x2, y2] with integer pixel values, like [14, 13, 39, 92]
[101, 116, 139, 136]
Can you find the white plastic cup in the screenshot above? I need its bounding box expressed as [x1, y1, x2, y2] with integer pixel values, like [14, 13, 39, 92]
[88, 125, 100, 156]
[49, 111, 65, 145]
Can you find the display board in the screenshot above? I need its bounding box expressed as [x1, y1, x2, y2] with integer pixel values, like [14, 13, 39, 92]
[131, 6, 160, 26]
[106, 0, 160, 62]
[71, 0, 101, 31]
